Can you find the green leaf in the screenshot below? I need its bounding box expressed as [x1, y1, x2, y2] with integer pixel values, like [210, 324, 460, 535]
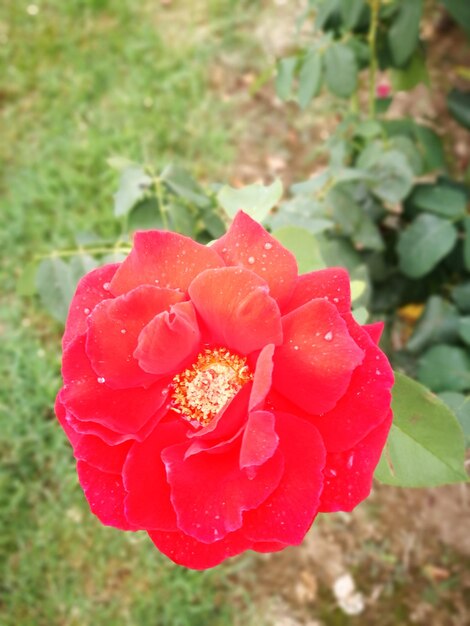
[339, 0, 365, 29]
[268, 197, 333, 233]
[411, 184, 467, 219]
[406, 296, 459, 354]
[161, 164, 210, 208]
[368, 150, 414, 204]
[375, 372, 467, 486]
[458, 317, 470, 345]
[464, 217, 470, 272]
[317, 236, 362, 271]
[113, 166, 152, 218]
[324, 43, 358, 98]
[275, 57, 297, 101]
[388, 0, 423, 67]
[36, 257, 75, 323]
[298, 51, 322, 109]
[442, 0, 470, 38]
[448, 89, 470, 131]
[391, 50, 429, 90]
[128, 198, 165, 232]
[413, 125, 446, 172]
[218, 179, 283, 223]
[272, 226, 325, 273]
[352, 306, 368, 324]
[451, 282, 470, 313]
[69, 254, 98, 284]
[438, 392, 470, 447]
[389, 135, 423, 176]
[418, 344, 470, 392]
[397, 214, 458, 278]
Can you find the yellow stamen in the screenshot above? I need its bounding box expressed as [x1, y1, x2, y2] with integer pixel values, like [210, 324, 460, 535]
[171, 347, 253, 426]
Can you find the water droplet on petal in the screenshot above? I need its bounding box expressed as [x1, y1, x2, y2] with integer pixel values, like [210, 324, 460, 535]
[83, 308, 90, 315]
[103, 282, 111, 291]
[293, 345, 299, 351]
[97, 377, 106, 384]
[324, 331, 333, 341]
[247, 256, 255, 265]
[264, 242, 273, 250]
[120, 329, 127, 334]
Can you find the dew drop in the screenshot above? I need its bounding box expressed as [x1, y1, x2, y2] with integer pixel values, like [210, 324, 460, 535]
[324, 331, 333, 341]
[247, 256, 255, 265]
[120, 329, 127, 334]
[97, 377, 106, 384]
[293, 345, 299, 351]
[154, 279, 159, 284]
[103, 282, 111, 291]
[333, 297, 339, 303]
[264, 242, 273, 250]
[375, 369, 381, 376]
[83, 307, 90, 315]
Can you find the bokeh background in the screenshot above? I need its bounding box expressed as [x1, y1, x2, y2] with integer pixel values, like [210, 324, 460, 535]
[1, 1, 469, 625]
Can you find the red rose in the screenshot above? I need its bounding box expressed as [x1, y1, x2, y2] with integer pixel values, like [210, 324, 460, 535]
[55, 211, 393, 569]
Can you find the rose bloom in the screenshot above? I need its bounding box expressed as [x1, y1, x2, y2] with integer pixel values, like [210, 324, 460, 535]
[55, 211, 393, 569]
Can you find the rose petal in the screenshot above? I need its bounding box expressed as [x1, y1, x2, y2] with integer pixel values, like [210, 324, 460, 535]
[62, 264, 119, 349]
[363, 321, 384, 345]
[212, 211, 298, 307]
[249, 344, 275, 412]
[283, 268, 351, 315]
[319, 411, 393, 513]
[148, 528, 251, 570]
[162, 438, 284, 542]
[134, 301, 201, 376]
[61, 335, 170, 434]
[76, 461, 136, 530]
[273, 299, 364, 415]
[313, 316, 394, 452]
[240, 410, 279, 471]
[243, 411, 325, 544]
[74, 435, 132, 474]
[55, 393, 81, 447]
[109, 230, 224, 296]
[123, 421, 188, 531]
[189, 267, 282, 355]
[86, 285, 184, 389]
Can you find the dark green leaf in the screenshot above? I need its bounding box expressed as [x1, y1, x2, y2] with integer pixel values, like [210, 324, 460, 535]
[161, 164, 210, 208]
[458, 317, 470, 345]
[463, 217, 470, 271]
[448, 89, 470, 131]
[389, 135, 423, 175]
[388, 0, 423, 67]
[324, 43, 358, 98]
[397, 214, 458, 278]
[368, 150, 414, 204]
[411, 184, 467, 219]
[391, 51, 429, 90]
[113, 166, 152, 218]
[275, 57, 297, 101]
[317, 236, 362, 271]
[69, 254, 98, 284]
[272, 226, 325, 273]
[129, 198, 165, 232]
[375, 371, 467, 486]
[406, 296, 459, 353]
[442, 0, 470, 38]
[298, 51, 322, 109]
[414, 125, 446, 172]
[418, 344, 470, 392]
[438, 392, 470, 447]
[36, 257, 75, 323]
[339, 0, 366, 29]
[451, 282, 470, 313]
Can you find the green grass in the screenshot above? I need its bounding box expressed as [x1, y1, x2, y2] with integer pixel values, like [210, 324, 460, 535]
[0, 1, 263, 623]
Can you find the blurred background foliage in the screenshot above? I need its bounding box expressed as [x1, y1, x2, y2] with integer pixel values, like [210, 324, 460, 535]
[1, 0, 469, 625]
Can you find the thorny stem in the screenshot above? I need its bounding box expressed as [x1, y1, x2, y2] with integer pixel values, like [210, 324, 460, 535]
[35, 244, 132, 260]
[367, 0, 381, 119]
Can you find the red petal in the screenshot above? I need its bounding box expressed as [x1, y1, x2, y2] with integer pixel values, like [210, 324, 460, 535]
[273, 299, 364, 415]
[86, 285, 184, 389]
[74, 435, 132, 474]
[189, 267, 282, 355]
[252, 541, 287, 554]
[55, 392, 81, 447]
[64, 406, 165, 445]
[243, 412, 325, 544]
[123, 421, 188, 531]
[76, 461, 136, 530]
[240, 410, 279, 470]
[61, 335, 169, 435]
[134, 301, 201, 375]
[162, 439, 284, 542]
[249, 344, 275, 412]
[62, 264, 119, 348]
[319, 411, 393, 512]
[313, 315, 394, 452]
[148, 528, 251, 570]
[363, 321, 384, 344]
[212, 211, 298, 307]
[110, 230, 224, 296]
[283, 268, 351, 315]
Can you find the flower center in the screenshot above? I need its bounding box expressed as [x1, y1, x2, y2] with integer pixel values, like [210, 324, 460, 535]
[171, 347, 253, 426]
